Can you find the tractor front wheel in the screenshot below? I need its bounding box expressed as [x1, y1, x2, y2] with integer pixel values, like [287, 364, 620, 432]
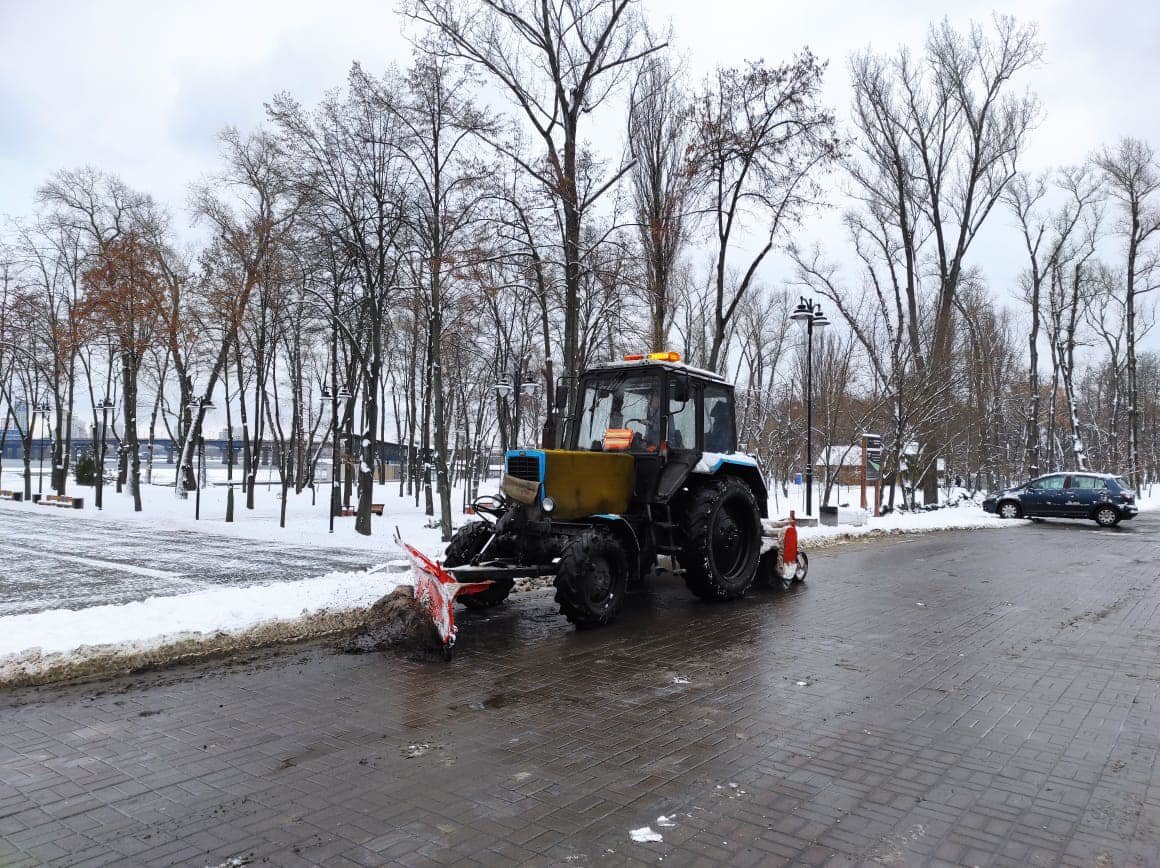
[679, 477, 762, 601]
[444, 521, 513, 609]
[554, 529, 629, 629]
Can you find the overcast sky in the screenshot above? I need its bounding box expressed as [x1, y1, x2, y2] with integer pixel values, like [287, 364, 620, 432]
[2, 0, 1159, 343]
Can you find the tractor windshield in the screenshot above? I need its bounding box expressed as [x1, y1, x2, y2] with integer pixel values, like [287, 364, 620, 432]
[574, 373, 661, 452]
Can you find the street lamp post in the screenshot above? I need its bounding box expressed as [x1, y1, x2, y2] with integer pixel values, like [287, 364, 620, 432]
[495, 355, 541, 452]
[322, 385, 351, 534]
[32, 402, 52, 497]
[494, 380, 514, 452]
[94, 397, 116, 510]
[186, 397, 216, 521]
[520, 380, 541, 445]
[790, 296, 830, 517]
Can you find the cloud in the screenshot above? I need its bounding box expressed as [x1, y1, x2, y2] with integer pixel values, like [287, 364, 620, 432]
[0, 0, 1157, 351]
[0, 0, 409, 218]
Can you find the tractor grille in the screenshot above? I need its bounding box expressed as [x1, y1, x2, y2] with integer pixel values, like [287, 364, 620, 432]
[506, 455, 542, 483]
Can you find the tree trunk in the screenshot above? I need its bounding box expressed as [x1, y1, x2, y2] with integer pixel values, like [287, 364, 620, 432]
[1024, 277, 1042, 476]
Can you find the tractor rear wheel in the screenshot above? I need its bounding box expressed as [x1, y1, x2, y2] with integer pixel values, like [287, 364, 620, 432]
[554, 529, 628, 629]
[444, 521, 513, 609]
[679, 477, 762, 601]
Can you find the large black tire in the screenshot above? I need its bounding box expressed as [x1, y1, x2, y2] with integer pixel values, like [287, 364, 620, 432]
[444, 521, 513, 609]
[553, 529, 629, 629]
[679, 477, 762, 601]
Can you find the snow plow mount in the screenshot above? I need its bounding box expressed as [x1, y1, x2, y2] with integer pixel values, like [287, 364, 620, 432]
[443, 562, 559, 582]
[761, 513, 801, 581]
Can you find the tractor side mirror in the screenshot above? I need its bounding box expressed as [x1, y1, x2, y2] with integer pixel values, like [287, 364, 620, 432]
[553, 374, 575, 412]
[668, 373, 690, 408]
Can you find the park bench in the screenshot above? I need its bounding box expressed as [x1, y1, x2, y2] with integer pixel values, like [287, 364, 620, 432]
[36, 494, 84, 509]
[338, 504, 385, 517]
[0, 489, 23, 502]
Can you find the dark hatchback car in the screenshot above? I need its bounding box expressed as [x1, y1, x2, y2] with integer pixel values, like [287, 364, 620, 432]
[983, 472, 1138, 527]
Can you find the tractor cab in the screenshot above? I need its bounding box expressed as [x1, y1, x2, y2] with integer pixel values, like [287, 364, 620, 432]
[567, 353, 737, 455]
[564, 353, 745, 512]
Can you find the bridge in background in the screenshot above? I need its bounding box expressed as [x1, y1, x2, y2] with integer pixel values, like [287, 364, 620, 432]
[0, 434, 407, 467]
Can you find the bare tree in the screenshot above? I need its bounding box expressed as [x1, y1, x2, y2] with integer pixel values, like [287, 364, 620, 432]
[365, 56, 490, 541]
[845, 15, 1042, 498]
[11, 215, 87, 494]
[1005, 166, 1101, 475]
[191, 127, 301, 503]
[628, 54, 692, 350]
[269, 67, 410, 535]
[1093, 137, 1160, 490]
[407, 0, 663, 424]
[689, 56, 840, 370]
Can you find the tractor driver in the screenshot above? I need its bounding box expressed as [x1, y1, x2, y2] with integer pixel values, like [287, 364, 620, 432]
[629, 387, 662, 452]
[705, 396, 733, 452]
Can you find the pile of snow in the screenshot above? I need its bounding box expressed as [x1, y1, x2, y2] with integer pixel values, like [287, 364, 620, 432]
[0, 562, 411, 686]
[629, 827, 664, 844]
[795, 499, 1011, 547]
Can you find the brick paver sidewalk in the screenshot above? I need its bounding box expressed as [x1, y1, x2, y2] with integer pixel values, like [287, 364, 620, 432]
[2, 514, 1159, 865]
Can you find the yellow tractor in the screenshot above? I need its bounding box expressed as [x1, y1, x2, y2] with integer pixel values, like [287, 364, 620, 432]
[405, 352, 806, 654]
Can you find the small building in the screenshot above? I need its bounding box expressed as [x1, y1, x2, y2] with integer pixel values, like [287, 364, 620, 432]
[815, 446, 863, 487]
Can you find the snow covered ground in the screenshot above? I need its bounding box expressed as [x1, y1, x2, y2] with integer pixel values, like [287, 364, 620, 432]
[2, 464, 1151, 686]
[0, 466, 449, 684]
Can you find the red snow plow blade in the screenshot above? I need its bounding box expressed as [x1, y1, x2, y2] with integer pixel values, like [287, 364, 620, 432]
[398, 540, 493, 659]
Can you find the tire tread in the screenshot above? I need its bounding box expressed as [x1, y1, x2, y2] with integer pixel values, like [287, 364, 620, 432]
[679, 477, 761, 601]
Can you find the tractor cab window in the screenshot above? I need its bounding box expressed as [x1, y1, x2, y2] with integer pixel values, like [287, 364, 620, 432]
[703, 385, 735, 453]
[574, 373, 661, 452]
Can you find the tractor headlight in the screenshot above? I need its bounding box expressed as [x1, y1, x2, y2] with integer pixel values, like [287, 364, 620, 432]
[541, 496, 556, 514]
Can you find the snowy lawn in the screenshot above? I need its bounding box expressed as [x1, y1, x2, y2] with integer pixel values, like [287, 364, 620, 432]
[0, 466, 460, 685]
[0, 465, 455, 556]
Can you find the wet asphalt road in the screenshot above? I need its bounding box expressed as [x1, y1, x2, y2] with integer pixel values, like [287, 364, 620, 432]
[2, 511, 1160, 866]
[0, 503, 381, 615]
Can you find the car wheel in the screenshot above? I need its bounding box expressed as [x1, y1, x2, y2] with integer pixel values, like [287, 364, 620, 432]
[998, 501, 1022, 520]
[1094, 506, 1120, 528]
